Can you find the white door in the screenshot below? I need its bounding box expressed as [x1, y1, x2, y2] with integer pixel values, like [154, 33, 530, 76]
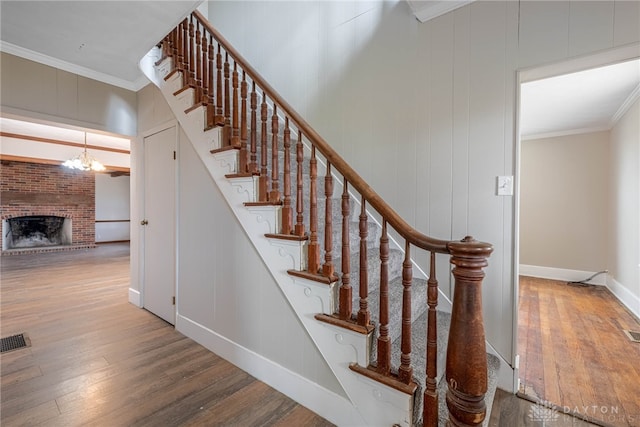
[143, 126, 176, 324]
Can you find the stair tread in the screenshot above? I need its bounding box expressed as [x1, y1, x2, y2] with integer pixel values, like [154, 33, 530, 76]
[364, 276, 429, 347]
[331, 248, 405, 295]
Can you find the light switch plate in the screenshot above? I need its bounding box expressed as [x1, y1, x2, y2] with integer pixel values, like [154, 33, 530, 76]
[497, 176, 513, 196]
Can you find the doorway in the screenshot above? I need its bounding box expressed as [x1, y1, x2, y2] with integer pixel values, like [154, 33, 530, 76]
[516, 51, 640, 425]
[142, 125, 177, 325]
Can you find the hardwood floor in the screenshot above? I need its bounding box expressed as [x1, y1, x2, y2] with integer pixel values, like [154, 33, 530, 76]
[518, 276, 640, 427]
[0, 243, 332, 427]
[489, 388, 600, 427]
[1, 244, 603, 426]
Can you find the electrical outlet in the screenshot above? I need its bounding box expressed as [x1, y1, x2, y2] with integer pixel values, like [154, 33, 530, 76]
[497, 176, 513, 196]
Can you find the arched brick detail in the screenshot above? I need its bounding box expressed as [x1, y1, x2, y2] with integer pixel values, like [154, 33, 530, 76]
[2, 212, 74, 220]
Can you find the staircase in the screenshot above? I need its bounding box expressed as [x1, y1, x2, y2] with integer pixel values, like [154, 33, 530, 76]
[140, 10, 499, 427]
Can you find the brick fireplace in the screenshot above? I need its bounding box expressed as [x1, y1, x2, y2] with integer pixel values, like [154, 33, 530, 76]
[1, 160, 96, 254]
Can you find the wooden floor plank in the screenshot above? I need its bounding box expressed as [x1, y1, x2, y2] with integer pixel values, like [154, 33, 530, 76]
[518, 276, 640, 427]
[0, 399, 60, 427]
[2, 244, 606, 426]
[1, 243, 332, 427]
[489, 389, 599, 427]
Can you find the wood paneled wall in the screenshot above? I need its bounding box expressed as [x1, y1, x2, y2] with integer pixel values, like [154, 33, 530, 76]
[0, 53, 137, 137]
[133, 84, 346, 401]
[206, 0, 639, 368]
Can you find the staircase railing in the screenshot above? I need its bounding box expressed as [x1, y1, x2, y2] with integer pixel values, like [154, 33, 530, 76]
[158, 10, 493, 427]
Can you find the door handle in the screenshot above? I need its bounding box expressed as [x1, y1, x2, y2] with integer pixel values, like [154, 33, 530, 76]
[140, 219, 148, 225]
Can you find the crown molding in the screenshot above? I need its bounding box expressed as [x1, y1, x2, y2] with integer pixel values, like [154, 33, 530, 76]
[0, 41, 143, 92]
[406, 0, 474, 23]
[521, 126, 611, 142]
[611, 83, 640, 126]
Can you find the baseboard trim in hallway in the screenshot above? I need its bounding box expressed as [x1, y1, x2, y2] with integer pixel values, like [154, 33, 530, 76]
[175, 313, 359, 426]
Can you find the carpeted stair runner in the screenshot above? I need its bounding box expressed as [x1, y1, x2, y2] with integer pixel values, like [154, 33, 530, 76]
[251, 125, 500, 426]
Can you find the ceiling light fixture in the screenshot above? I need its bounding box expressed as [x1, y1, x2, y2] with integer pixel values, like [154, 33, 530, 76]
[62, 132, 106, 172]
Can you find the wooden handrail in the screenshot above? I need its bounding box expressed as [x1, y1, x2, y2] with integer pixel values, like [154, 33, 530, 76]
[193, 10, 449, 254]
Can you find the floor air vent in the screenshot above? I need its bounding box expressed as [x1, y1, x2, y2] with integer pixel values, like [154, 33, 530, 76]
[1, 333, 30, 353]
[623, 330, 640, 343]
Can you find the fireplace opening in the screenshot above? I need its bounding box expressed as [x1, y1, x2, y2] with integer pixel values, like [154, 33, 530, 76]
[3, 216, 72, 250]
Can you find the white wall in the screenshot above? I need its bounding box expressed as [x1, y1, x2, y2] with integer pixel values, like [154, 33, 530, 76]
[206, 0, 640, 366]
[0, 52, 137, 136]
[520, 131, 609, 272]
[176, 126, 344, 396]
[95, 174, 130, 243]
[608, 98, 640, 317]
[134, 82, 344, 397]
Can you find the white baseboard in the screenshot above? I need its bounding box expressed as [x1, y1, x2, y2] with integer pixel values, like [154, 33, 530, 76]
[519, 265, 607, 286]
[128, 288, 142, 307]
[175, 314, 359, 427]
[607, 275, 640, 320]
[485, 341, 516, 393]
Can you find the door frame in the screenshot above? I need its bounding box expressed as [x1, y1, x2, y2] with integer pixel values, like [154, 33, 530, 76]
[512, 42, 640, 393]
[132, 120, 179, 320]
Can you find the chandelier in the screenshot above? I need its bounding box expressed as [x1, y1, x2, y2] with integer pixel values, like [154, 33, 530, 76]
[62, 132, 105, 172]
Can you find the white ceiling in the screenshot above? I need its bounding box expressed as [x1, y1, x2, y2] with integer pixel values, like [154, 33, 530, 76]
[0, 0, 200, 154]
[521, 59, 640, 139]
[0, 0, 638, 146]
[0, 0, 201, 91]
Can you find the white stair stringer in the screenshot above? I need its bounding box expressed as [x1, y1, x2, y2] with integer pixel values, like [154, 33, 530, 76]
[143, 55, 416, 426]
[267, 236, 308, 272]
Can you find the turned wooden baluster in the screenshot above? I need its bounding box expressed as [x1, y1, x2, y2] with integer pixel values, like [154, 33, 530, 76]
[205, 35, 215, 128]
[170, 28, 178, 62]
[294, 131, 305, 237]
[201, 28, 209, 106]
[175, 22, 181, 74]
[231, 62, 240, 148]
[239, 71, 248, 172]
[181, 18, 189, 86]
[188, 16, 195, 87]
[280, 117, 293, 234]
[308, 146, 320, 273]
[207, 35, 214, 106]
[248, 81, 258, 174]
[398, 242, 413, 384]
[377, 220, 390, 375]
[223, 52, 231, 146]
[160, 31, 170, 63]
[194, 21, 202, 103]
[446, 237, 492, 427]
[172, 29, 178, 59]
[173, 28, 179, 58]
[423, 251, 439, 427]
[175, 26, 180, 59]
[160, 32, 168, 60]
[258, 92, 269, 201]
[269, 105, 281, 202]
[169, 30, 176, 60]
[339, 178, 351, 320]
[357, 197, 370, 327]
[322, 163, 334, 279]
[215, 43, 224, 126]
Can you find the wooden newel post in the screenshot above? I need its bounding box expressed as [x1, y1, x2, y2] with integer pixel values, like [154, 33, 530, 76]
[445, 236, 492, 427]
